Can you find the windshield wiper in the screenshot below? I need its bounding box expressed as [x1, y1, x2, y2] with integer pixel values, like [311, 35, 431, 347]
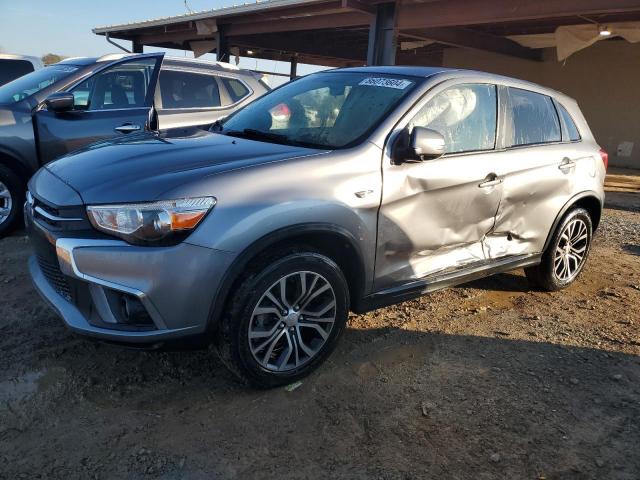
[225, 128, 291, 144]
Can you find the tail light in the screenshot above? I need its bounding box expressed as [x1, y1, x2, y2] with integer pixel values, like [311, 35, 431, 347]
[599, 149, 609, 170]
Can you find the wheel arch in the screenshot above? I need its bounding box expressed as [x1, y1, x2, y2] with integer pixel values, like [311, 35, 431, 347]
[0, 148, 33, 185]
[205, 223, 367, 340]
[542, 191, 603, 252]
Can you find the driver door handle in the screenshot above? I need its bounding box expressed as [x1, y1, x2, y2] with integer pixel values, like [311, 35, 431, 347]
[478, 173, 503, 188]
[114, 123, 141, 133]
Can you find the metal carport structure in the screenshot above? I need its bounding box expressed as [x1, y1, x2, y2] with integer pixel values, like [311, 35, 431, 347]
[93, 0, 640, 168]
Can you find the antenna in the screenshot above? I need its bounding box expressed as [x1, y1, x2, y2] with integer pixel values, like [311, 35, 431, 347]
[184, 0, 193, 13]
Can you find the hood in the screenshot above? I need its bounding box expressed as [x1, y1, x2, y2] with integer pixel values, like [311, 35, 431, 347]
[46, 127, 326, 204]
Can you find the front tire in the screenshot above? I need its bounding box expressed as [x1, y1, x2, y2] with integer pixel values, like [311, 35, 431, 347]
[0, 165, 24, 238]
[217, 249, 349, 388]
[525, 207, 593, 291]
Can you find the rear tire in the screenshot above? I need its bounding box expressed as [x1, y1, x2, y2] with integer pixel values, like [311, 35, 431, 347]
[525, 207, 593, 291]
[217, 248, 349, 388]
[0, 165, 24, 238]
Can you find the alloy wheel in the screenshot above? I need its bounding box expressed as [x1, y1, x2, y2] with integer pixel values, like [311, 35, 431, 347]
[0, 181, 13, 225]
[248, 270, 336, 372]
[553, 217, 589, 282]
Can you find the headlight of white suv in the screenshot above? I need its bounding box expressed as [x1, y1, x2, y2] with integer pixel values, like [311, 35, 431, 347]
[87, 197, 216, 245]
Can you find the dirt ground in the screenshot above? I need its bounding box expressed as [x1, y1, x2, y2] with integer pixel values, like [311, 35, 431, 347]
[1, 193, 639, 480]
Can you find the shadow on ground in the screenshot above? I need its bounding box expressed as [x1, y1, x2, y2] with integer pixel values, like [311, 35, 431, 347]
[2, 319, 639, 480]
[458, 271, 533, 293]
[623, 243, 640, 256]
[605, 191, 640, 213]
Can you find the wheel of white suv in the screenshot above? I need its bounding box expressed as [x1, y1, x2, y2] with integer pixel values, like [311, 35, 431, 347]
[217, 249, 349, 388]
[525, 207, 593, 291]
[0, 165, 24, 238]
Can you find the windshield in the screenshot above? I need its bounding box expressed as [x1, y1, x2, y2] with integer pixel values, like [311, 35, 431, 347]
[0, 64, 79, 104]
[221, 72, 419, 149]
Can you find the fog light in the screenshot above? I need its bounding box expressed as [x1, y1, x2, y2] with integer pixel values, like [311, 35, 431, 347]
[121, 295, 154, 326]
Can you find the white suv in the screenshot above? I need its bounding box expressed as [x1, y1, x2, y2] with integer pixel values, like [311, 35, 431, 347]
[0, 54, 44, 86]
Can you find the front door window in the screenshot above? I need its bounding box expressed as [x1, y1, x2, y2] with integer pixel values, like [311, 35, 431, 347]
[71, 57, 157, 111]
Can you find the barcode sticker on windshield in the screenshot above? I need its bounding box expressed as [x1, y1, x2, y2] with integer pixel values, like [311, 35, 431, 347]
[359, 77, 412, 89]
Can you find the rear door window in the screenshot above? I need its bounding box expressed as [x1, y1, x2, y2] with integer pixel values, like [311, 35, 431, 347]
[159, 70, 221, 109]
[557, 103, 581, 141]
[507, 88, 561, 147]
[220, 77, 250, 104]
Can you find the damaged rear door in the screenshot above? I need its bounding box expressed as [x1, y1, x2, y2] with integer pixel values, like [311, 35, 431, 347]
[375, 82, 504, 290]
[484, 87, 587, 258]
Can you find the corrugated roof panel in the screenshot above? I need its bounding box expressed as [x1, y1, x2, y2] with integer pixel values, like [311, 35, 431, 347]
[93, 0, 326, 34]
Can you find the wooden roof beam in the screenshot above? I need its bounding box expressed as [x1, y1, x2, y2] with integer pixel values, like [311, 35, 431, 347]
[225, 11, 369, 35]
[397, 0, 640, 30]
[406, 27, 543, 61]
[341, 0, 376, 15]
[232, 33, 367, 61]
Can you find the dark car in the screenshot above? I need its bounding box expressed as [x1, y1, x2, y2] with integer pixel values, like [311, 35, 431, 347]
[0, 52, 268, 236]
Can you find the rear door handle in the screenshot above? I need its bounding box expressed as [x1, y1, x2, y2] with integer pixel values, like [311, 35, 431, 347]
[478, 173, 503, 188]
[558, 157, 576, 171]
[114, 123, 141, 133]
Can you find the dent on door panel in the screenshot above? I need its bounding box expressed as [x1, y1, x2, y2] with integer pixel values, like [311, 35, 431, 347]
[376, 158, 502, 290]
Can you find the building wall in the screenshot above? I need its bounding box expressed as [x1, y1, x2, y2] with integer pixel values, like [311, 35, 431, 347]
[441, 41, 640, 169]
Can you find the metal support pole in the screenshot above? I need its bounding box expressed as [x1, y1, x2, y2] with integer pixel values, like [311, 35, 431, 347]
[132, 41, 143, 54]
[105, 33, 132, 53]
[290, 56, 298, 80]
[216, 29, 230, 62]
[367, 3, 397, 65]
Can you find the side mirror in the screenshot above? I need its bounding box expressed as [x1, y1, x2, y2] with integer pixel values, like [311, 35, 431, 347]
[410, 126, 445, 160]
[44, 92, 74, 113]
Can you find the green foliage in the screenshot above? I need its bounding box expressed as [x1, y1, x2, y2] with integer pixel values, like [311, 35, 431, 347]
[41, 53, 66, 65]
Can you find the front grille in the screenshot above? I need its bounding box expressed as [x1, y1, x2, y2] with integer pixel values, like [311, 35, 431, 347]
[31, 194, 90, 231]
[37, 254, 72, 301]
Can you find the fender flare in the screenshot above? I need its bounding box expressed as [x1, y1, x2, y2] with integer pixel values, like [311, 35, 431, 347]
[205, 222, 367, 337]
[542, 191, 603, 252]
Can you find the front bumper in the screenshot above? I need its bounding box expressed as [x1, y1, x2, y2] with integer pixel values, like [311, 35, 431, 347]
[27, 206, 234, 345]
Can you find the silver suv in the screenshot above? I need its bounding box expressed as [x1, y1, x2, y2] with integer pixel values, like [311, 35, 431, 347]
[25, 67, 606, 387]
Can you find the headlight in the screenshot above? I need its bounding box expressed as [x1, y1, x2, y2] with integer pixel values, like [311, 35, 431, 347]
[87, 197, 216, 245]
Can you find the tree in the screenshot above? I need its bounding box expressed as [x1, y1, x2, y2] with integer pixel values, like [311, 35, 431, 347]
[42, 53, 66, 65]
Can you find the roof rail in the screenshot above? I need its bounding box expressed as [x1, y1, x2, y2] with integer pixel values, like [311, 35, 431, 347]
[97, 52, 132, 62]
[164, 56, 240, 70]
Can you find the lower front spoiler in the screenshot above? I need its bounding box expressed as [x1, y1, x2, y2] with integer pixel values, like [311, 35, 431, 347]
[29, 255, 200, 346]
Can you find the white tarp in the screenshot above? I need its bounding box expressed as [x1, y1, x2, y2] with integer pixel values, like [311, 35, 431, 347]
[190, 40, 217, 58]
[555, 22, 640, 60]
[509, 22, 640, 61]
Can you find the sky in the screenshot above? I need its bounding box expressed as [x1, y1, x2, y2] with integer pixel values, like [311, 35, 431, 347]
[0, 0, 327, 81]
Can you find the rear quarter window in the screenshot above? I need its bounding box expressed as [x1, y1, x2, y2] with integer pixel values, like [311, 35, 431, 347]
[507, 87, 561, 147]
[220, 77, 251, 103]
[557, 103, 581, 141]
